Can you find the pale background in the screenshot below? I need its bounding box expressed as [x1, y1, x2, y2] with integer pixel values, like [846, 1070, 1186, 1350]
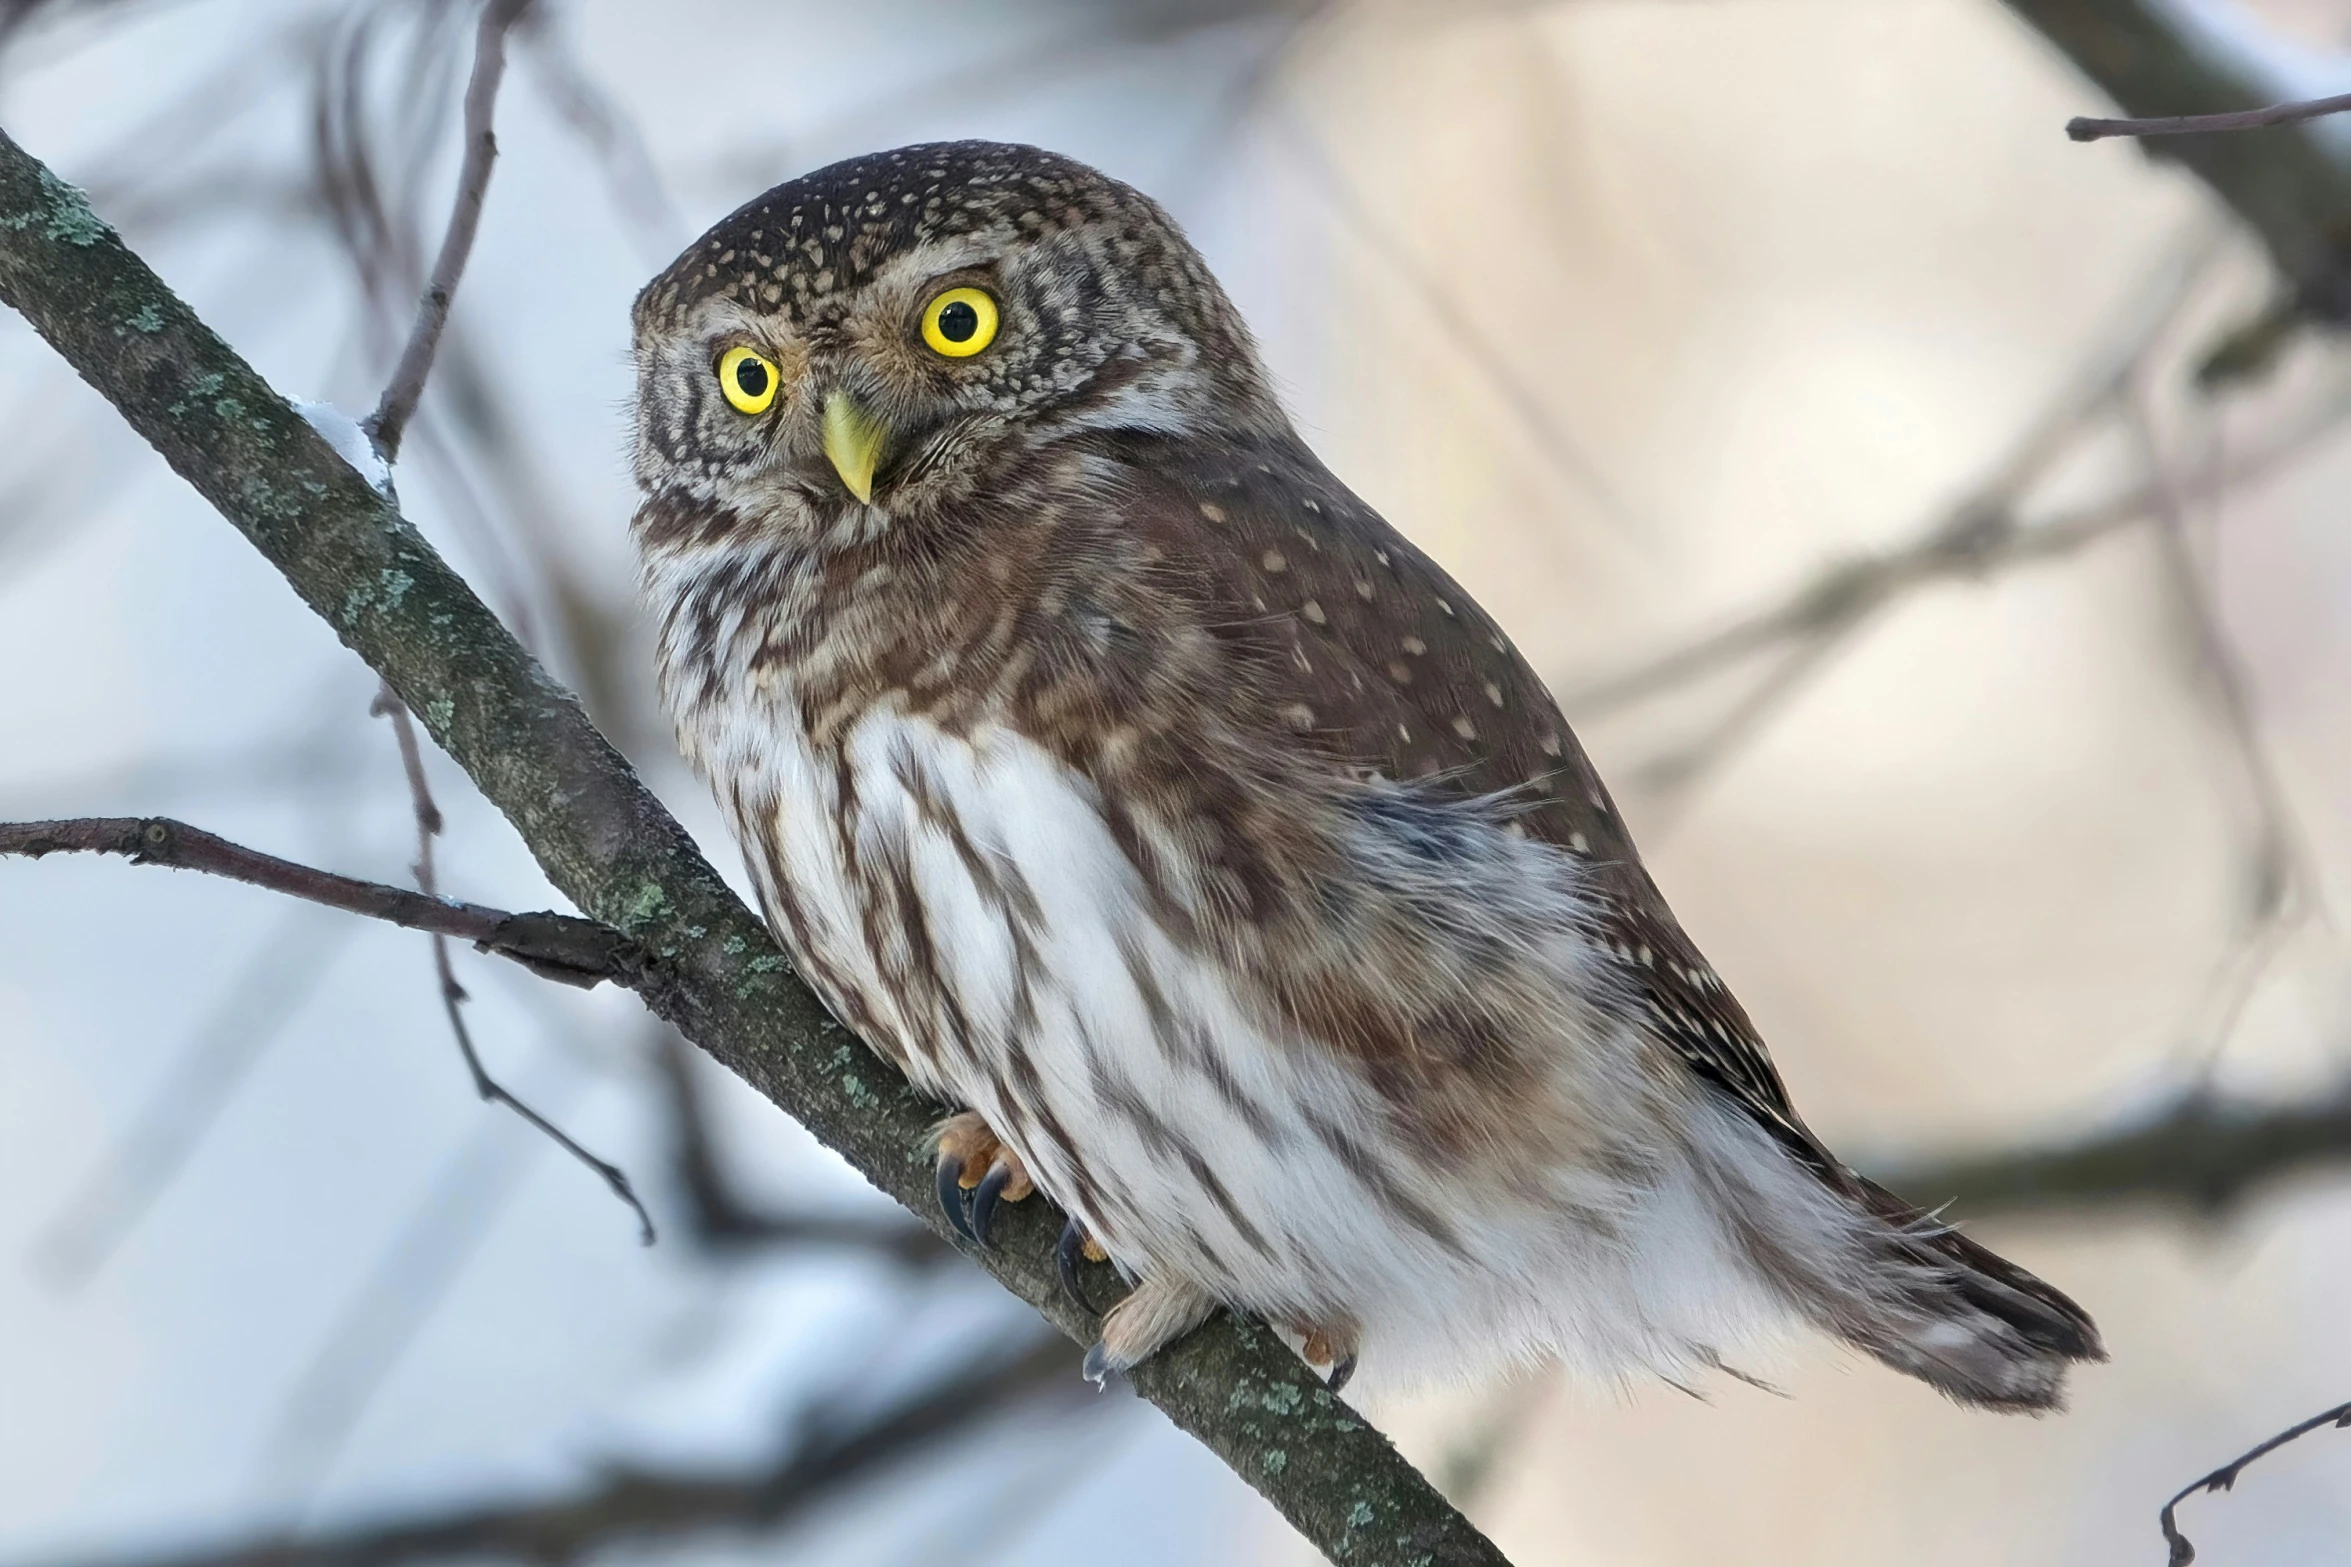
[3, 1, 2350, 1564]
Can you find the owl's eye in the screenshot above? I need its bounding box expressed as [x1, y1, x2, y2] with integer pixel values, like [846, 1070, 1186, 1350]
[716, 345, 781, 415]
[920, 286, 999, 358]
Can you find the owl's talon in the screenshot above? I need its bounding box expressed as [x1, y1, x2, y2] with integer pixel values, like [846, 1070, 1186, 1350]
[935, 1153, 975, 1241]
[1080, 1339, 1114, 1389]
[969, 1161, 1018, 1246]
[1325, 1354, 1358, 1393]
[931, 1110, 1033, 1247]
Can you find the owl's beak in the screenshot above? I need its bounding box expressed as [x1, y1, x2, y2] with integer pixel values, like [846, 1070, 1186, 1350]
[822, 389, 888, 504]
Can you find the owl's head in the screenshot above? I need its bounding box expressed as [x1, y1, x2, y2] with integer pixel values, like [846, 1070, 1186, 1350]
[629, 141, 1282, 533]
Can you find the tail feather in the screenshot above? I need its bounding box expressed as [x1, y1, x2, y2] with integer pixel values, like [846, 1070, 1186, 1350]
[1839, 1176, 2105, 1412]
[1699, 1103, 2104, 1413]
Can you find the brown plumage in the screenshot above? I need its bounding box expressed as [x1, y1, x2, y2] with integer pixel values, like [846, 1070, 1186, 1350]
[629, 141, 2102, 1406]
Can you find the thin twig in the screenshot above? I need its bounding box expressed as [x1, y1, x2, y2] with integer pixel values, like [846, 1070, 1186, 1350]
[363, 0, 533, 462]
[2160, 1399, 2351, 1565]
[370, 689, 654, 1246]
[0, 815, 629, 984]
[2070, 92, 2351, 143]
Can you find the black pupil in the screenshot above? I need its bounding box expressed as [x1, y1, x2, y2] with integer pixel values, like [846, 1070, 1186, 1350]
[937, 300, 980, 343]
[734, 358, 769, 398]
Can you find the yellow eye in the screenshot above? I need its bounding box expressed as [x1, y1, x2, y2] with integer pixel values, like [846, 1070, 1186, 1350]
[717, 345, 780, 415]
[920, 286, 999, 358]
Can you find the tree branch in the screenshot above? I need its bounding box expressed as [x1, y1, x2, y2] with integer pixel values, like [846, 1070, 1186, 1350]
[2004, 0, 2351, 316]
[364, 0, 532, 461]
[0, 126, 1506, 1567]
[2070, 90, 2351, 142]
[2160, 1397, 2351, 1564]
[0, 816, 630, 986]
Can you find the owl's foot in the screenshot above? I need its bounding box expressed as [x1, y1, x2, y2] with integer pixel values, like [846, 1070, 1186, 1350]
[932, 1111, 1033, 1246]
[1080, 1275, 1217, 1386]
[1290, 1317, 1361, 1393]
[1055, 1216, 1111, 1311]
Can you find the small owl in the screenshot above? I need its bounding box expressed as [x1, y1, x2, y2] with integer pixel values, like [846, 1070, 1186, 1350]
[629, 142, 2100, 1406]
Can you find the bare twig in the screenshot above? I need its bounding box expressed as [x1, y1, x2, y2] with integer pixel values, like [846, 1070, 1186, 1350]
[2160, 1399, 2351, 1565]
[2070, 92, 2351, 143]
[370, 689, 653, 1246]
[1558, 234, 2240, 814]
[363, 0, 533, 461]
[2005, 0, 2351, 317]
[0, 815, 628, 984]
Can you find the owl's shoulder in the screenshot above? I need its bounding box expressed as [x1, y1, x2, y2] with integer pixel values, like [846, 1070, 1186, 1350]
[1062, 429, 1830, 1169]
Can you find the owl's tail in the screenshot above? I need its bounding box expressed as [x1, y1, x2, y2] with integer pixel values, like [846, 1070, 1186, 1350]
[1832, 1177, 2104, 1412]
[1704, 1107, 2105, 1412]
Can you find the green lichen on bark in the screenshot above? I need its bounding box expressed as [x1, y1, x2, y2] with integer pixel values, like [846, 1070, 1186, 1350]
[0, 122, 1510, 1567]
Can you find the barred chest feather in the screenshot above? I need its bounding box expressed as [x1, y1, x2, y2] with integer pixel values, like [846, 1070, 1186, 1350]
[662, 633, 1827, 1391]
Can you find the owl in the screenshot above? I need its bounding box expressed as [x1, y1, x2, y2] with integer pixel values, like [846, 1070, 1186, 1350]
[628, 141, 2101, 1407]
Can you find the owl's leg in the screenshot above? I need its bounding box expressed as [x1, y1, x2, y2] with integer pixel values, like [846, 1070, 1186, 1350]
[1080, 1275, 1217, 1386]
[932, 1110, 1033, 1246]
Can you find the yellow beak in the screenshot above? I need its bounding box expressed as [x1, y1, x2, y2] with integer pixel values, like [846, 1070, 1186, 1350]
[822, 389, 888, 504]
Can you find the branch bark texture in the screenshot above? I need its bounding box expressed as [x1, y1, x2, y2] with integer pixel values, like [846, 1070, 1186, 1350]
[0, 125, 1504, 1567]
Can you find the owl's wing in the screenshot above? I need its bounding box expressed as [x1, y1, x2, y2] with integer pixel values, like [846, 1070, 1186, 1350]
[1106, 432, 1834, 1173]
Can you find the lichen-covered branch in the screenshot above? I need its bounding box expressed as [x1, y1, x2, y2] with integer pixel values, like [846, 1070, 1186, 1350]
[0, 123, 1507, 1567]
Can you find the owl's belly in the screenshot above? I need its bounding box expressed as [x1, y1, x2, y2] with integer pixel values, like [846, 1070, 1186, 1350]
[693, 698, 1783, 1387]
[700, 705, 1460, 1297]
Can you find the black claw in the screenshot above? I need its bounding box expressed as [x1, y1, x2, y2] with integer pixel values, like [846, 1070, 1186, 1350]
[1325, 1354, 1358, 1394]
[1056, 1217, 1096, 1312]
[935, 1155, 975, 1241]
[969, 1162, 1016, 1247]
